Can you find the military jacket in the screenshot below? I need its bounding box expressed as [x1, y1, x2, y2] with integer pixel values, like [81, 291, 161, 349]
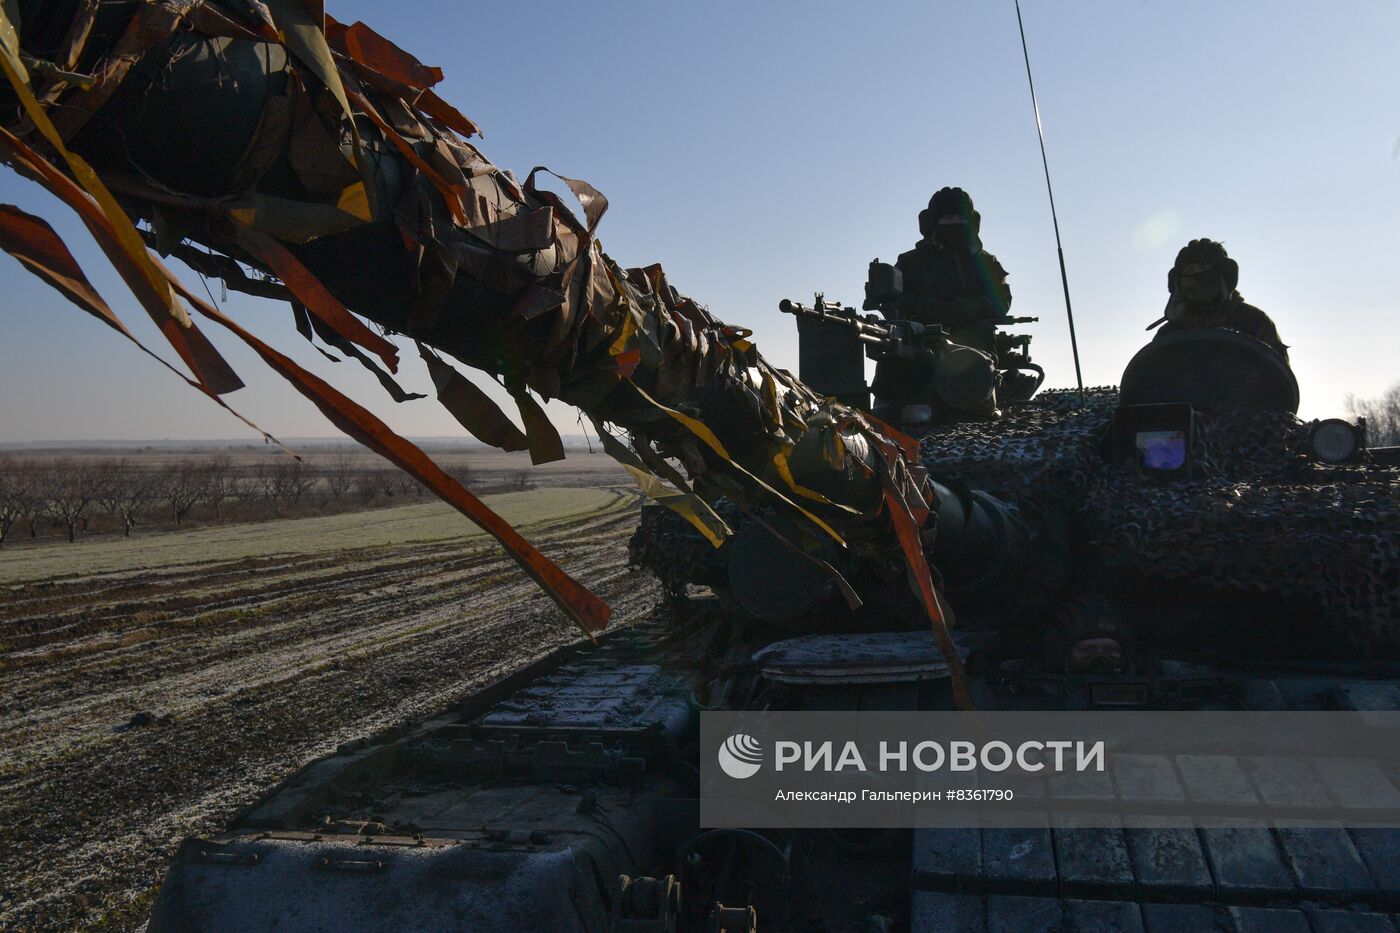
[894, 238, 1012, 330]
[1155, 294, 1289, 362]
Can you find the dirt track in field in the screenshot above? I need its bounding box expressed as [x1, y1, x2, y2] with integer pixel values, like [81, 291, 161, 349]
[0, 486, 658, 931]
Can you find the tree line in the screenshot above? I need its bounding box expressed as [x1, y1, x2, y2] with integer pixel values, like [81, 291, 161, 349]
[1347, 379, 1400, 448]
[0, 453, 484, 546]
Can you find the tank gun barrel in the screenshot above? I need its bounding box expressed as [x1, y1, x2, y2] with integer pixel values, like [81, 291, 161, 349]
[0, 0, 972, 704]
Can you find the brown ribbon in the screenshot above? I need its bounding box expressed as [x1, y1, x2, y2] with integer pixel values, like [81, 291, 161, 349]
[163, 266, 611, 637]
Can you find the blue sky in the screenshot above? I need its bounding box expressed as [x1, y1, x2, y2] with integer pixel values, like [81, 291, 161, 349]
[2, 0, 1396, 441]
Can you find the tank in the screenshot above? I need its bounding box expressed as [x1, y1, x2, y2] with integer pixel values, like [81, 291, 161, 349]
[145, 324, 1400, 932]
[3, 3, 1399, 930]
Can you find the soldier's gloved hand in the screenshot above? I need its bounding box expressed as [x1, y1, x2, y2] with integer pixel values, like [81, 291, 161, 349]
[889, 320, 926, 342]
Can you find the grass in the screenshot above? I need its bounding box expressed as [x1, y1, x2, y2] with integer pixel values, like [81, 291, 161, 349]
[0, 487, 623, 586]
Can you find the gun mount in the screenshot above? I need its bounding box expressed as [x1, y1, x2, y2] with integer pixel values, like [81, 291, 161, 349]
[782, 282, 1044, 429]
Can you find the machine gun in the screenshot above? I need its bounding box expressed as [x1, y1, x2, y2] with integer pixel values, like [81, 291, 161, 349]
[779, 296, 951, 367]
[780, 293, 1043, 424]
[864, 257, 1045, 407]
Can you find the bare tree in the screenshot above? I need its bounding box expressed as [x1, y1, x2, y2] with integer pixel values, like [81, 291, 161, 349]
[277, 460, 316, 508]
[311, 472, 335, 510]
[159, 461, 208, 526]
[396, 472, 423, 498]
[508, 470, 532, 492]
[96, 460, 156, 538]
[44, 460, 103, 543]
[353, 469, 380, 506]
[251, 460, 282, 513]
[447, 459, 473, 488]
[201, 457, 238, 521]
[375, 466, 400, 499]
[254, 459, 316, 513]
[22, 464, 47, 539]
[1347, 380, 1400, 447]
[0, 458, 46, 539]
[323, 450, 357, 504]
[0, 456, 29, 546]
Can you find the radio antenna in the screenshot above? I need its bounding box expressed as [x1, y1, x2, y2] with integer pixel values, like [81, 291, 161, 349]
[1014, 0, 1085, 405]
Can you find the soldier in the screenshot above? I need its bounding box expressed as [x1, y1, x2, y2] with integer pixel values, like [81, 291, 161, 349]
[1048, 594, 1137, 676]
[862, 187, 1015, 425]
[1150, 239, 1289, 362]
[891, 186, 1012, 356]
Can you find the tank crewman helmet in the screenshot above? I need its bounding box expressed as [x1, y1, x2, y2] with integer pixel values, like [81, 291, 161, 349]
[1168, 238, 1239, 296]
[1051, 594, 1136, 674]
[919, 186, 982, 239]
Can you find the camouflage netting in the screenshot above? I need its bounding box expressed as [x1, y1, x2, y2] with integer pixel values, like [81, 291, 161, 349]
[920, 389, 1400, 645]
[629, 498, 742, 597]
[0, 0, 971, 699]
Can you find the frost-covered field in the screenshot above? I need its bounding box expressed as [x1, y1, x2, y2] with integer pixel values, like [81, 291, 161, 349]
[0, 482, 657, 930]
[0, 487, 619, 584]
